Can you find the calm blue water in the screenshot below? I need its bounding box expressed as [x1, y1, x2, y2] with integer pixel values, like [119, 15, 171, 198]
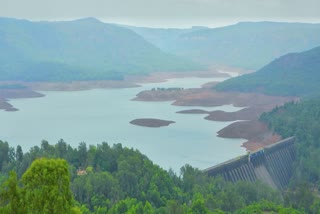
[0, 77, 246, 172]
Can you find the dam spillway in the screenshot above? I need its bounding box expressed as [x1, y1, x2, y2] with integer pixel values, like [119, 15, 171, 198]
[204, 137, 296, 189]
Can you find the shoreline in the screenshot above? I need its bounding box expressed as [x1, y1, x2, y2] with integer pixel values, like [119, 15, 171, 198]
[0, 67, 290, 151]
[134, 87, 297, 151]
[0, 68, 229, 110]
[0, 89, 44, 111]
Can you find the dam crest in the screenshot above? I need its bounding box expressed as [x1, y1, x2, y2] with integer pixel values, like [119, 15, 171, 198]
[204, 137, 296, 189]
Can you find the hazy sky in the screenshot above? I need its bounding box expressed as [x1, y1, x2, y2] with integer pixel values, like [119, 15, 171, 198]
[1, 0, 320, 28]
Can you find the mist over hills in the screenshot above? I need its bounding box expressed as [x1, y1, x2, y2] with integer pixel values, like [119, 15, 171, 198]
[0, 17, 201, 82]
[215, 46, 320, 97]
[2, 17, 320, 83]
[123, 25, 209, 51]
[126, 22, 320, 69]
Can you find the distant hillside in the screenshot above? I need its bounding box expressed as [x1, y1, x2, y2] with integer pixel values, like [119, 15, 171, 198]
[0, 17, 201, 82]
[123, 25, 208, 51]
[215, 46, 320, 97]
[126, 22, 320, 69]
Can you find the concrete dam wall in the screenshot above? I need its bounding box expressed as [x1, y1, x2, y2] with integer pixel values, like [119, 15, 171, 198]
[204, 137, 296, 189]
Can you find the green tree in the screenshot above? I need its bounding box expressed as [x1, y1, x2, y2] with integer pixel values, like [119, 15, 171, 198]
[22, 158, 73, 214]
[0, 141, 10, 171]
[16, 145, 23, 163]
[190, 198, 209, 214]
[0, 171, 25, 214]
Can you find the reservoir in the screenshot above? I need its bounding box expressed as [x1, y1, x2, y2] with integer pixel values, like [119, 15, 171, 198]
[0, 77, 246, 172]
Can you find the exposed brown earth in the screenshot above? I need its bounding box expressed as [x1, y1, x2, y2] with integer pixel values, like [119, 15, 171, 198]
[0, 99, 17, 111]
[0, 67, 229, 110]
[125, 68, 230, 84]
[177, 107, 265, 121]
[172, 90, 297, 108]
[130, 118, 175, 128]
[0, 67, 290, 152]
[0, 89, 44, 111]
[217, 120, 282, 151]
[135, 87, 298, 151]
[205, 107, 267, 121]
[177, 109, 209, 114]
[133, 89, 191, 102]
[26, 80, 139, 91]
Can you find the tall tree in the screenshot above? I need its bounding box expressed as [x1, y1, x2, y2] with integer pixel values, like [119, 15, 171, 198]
[0, 141, 9, 171]
[0, 171, 25, 214]
[16, 145, 23, 163]
[22, 158, 73, 214]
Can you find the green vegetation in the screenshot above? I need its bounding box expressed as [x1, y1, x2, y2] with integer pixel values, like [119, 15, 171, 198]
[127, 22, 320, 69]
[0, 139, 302, 213]
[260, 98, 320, 213]
[261, 99, 320, 184]
[235, 200, 304, 214]
[216, 46, 320, 97]
[0, 158, 79, 213]
[0, 17, 202, 82]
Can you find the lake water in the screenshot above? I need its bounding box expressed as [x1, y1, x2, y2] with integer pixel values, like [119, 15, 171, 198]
[0, 77, 246, 172]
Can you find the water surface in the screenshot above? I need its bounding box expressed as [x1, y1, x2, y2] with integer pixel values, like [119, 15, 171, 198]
[0, 77, 246, 172]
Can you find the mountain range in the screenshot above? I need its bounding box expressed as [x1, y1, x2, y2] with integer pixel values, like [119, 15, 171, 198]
[2, 17, 320, 84]
[127, 22, 320, 69]
[0, 17, 201, 82]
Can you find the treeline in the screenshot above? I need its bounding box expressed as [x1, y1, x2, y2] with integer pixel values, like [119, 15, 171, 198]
[0, 139, 302, 213]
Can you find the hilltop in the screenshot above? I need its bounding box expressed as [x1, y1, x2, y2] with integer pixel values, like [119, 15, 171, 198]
[215, 46, 320, 97]
[127, 22, 320, 69]
[0, 17, 201, 82]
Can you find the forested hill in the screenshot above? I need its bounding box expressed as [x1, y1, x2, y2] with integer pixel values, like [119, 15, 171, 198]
[215, 46, 320, 97]
[126, 22, 320, 69]
[0, 17, 201, 82]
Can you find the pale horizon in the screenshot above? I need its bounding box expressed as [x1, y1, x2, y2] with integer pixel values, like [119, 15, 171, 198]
[1, 0, 320, 28]
[1, 15, 320, 29]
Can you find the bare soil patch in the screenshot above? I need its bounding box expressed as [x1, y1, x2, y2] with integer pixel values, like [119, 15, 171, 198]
[0, 89, 44, 111]
[177, 109, 209, 114]
[217, 120, 282, 151]
[134, 87, 297, 151]
[0, 67, 291, 152]
[26, 80, 139, 91]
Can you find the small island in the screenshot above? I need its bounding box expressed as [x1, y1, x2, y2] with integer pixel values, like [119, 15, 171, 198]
[176, 109, 209, 114]
[130, 118, 175, 128]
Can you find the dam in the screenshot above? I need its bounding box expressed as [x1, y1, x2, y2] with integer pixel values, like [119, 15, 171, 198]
[204, 137, 296, 189]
